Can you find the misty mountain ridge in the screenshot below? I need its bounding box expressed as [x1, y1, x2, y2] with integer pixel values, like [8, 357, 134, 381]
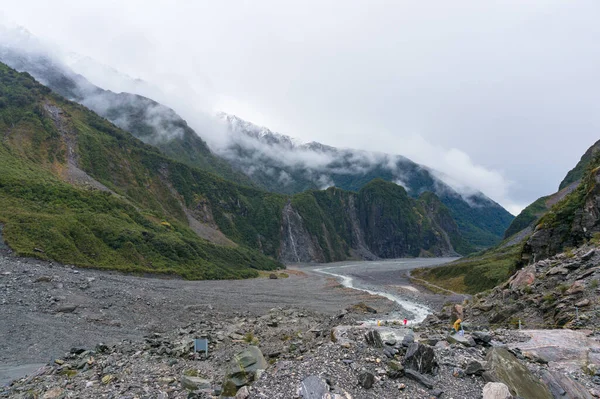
[0, 38, 513, 250]
[217, 113, 514, 249]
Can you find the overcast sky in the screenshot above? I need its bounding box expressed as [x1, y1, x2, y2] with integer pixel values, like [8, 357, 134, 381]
[2, 0, 600, 214]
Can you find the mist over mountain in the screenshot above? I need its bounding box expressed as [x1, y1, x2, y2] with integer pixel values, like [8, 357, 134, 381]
[0, 30, 513, 250]
[217, 114, 514, 249]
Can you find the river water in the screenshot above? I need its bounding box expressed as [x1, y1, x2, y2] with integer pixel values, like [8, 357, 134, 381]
[304, 258, 455, 323]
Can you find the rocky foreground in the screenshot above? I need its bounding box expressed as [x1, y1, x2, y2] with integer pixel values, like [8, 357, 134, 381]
[4, 300, 600, 398]
[4, 244, 600, 398]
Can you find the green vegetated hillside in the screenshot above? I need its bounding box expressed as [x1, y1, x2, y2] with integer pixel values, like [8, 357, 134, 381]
[0, 47, 253, 186]
[0, 62, 474, 278]
[412, 244, 521, 294]
[0, 63, 282, 279]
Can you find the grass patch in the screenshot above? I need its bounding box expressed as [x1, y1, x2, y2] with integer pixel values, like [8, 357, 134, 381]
[412, 244, 521, 294]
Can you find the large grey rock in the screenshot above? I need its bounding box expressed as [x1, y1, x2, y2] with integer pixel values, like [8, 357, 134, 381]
[473, 331, 493, 344]
[358, 371, 375, 389]
[404, 342, 437, 374]
[364, 330, 383, 348]
[405, 369, 434, 389]
[222, 346, 268, 396]
[181, 375, 211, 390]
[483, 348, 552, 399]
[299, 375, 329, 399]
[540, 370, 593, 399]
[464, 360, 485, 376]
[482, 382, 513, 399]
[447, 333, 476, 347]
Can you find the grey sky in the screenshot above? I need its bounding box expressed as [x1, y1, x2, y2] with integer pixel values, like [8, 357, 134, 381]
[2, 0, 600, 214]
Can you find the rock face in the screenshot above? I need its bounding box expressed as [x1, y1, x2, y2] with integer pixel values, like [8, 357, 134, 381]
[524, 167, 600, 262]
[482, 382, 513, 399]
[279, 182, 464, 263]
[465, 243, 600, 329]
[299, 375, 329, 398]
[403, 342, 437, 374]
[222, 346, 268, 396]
[483, 348, 552, 399]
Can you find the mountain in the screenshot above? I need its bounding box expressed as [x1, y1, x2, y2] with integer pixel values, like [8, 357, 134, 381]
[415, 137, 600, 294]
[218, 114, 514, 250]
[0, 45, 253, 187]
[0, 40, 512, 254]
[0, 62, 282, 279]
[0, 62, 472, 277]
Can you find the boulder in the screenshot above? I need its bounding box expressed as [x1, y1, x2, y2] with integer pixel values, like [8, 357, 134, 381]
[269, 273, 278, 279]
[235, 386, 250, 399]
[464, 360, 485, 376]
[582, 249, 595, 261]
[540, 370, 593, 399]
[386, 360, 404, 379]
[404, 342, 437, 374]
[402, 332, 415, 347]
[364, 330, 383, 348]
[483, 348, 552, 399]
[299, 375, 329, 399]
[566, 281, 585, 296]
[181, 375, 211, 390]
[482, 382, 513, 399]
[405, 369, 434, 389]
[358, 371, 375, 389]
[447, 334, 476, 347]
[222, 346, 268, 396]
[472, 331, 493, 344]
[509, 264, 536, 290]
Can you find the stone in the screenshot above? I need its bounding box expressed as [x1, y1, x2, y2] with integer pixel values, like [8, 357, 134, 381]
[483, 348, 552, 399]
[235, 386, 250, 399]
[358, 371, 375, 389]
[222, 346, 268, 395]
[364, 330, 384, 348]
[582, 249, 596, 261]
[405, 369, 434, 389]
[576, 298, 591, 307]
[547, 266, 568, 275]
[431, 388, 444, 398]
[447, 333, 476, 347]
[404, 342, 437, 374]
[269, 273, 278, 279]
[56, 304, 78, 313]
[566, 281, 585, 295]
[509, 265, 536, 290]
[402, 332, 415, 347]
[452, 367, 465, 378]
[298, 375, 329, 399]
[181, 375, 211, 390]
[472, 331, 493, 344]
[386, 360, 404, 379]
[465, 360, 485, 376]
[482, 382, 513, 399]
[42, 388, 64, 399]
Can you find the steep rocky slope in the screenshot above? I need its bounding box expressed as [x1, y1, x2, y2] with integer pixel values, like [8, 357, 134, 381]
[220, 114, 514, 251]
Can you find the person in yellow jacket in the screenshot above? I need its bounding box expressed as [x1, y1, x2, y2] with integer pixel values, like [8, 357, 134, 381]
[453, 318, 462, 333]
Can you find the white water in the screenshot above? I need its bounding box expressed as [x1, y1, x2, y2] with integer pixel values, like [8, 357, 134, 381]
[316, 266, 432, 323]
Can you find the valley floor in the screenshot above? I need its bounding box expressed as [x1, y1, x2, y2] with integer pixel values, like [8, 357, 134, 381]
[1, 252, 422, 383]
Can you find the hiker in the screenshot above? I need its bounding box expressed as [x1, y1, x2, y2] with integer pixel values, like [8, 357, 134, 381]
[403, 317, 408, 326]
[452, 318, 462, 334]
